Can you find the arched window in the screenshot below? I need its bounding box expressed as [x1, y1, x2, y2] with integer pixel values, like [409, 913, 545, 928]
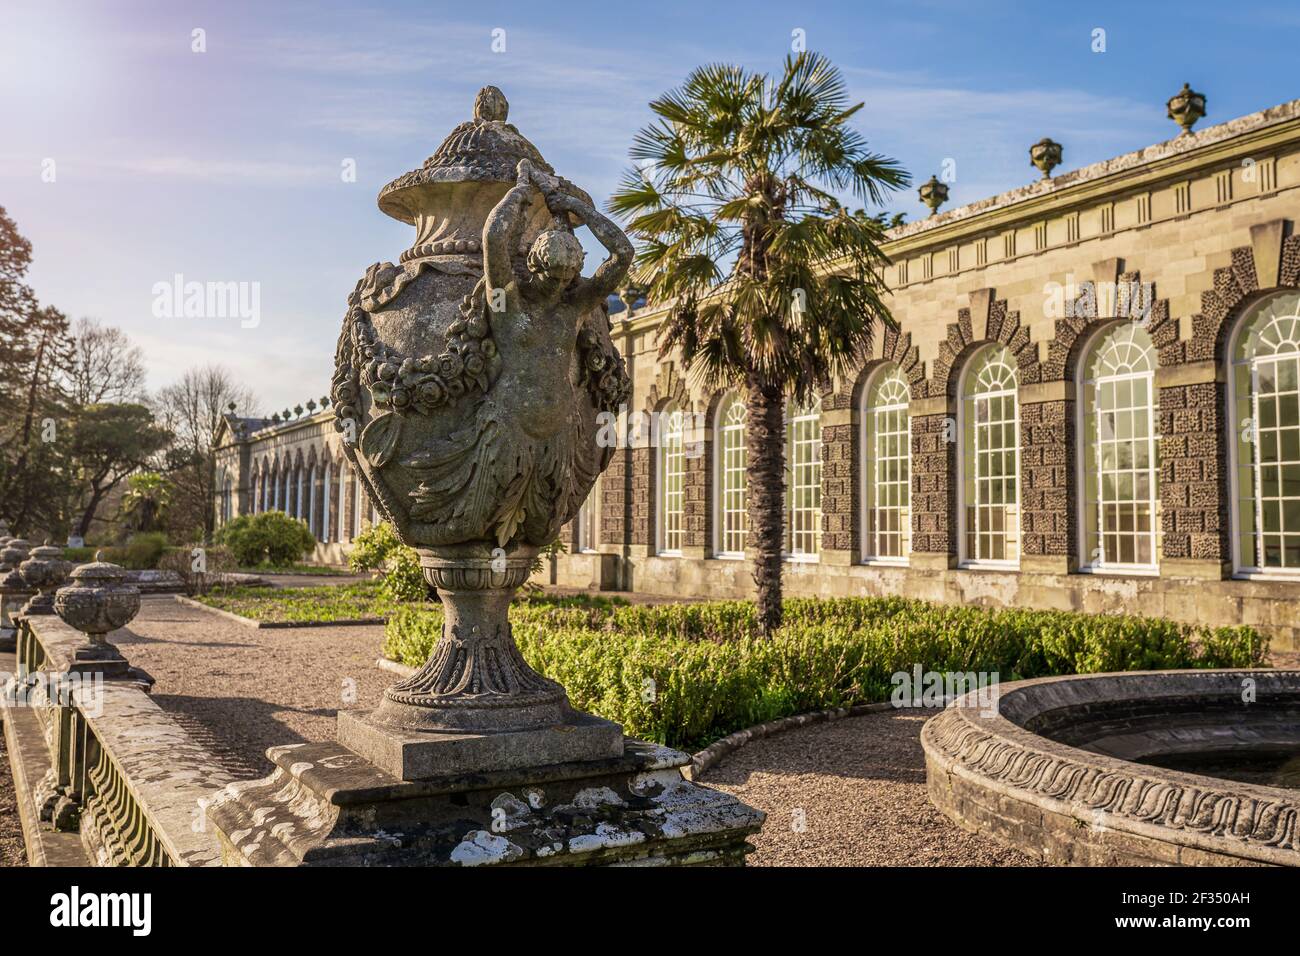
[281, 466, 291, 514]
[308, 465, 318, 537]
[271, 466, 281, 511]
[785, 396, 822, 559]
[576, 481, 598, 553]
[656, 405, 685, 554]
[295, 466, 305, 520]
[862, 364, 911, 563]
[960, 345, 1019, 566]
[261, 465, 270, 512]
[1080, 323, 1159, 571]
[1230, 292, 1300, 574]
[322, 462, 333, 543]
[714, 393, 747, 558]
[338, 462, 349, 543]
[353, 473, 362, 539]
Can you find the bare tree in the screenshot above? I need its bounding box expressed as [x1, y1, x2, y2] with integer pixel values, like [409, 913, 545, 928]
[154, 365, 258, 542]
[66, 318, 146, 406]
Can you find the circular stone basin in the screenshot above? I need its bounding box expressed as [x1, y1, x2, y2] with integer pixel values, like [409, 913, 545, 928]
[922, 670, 1300, 866]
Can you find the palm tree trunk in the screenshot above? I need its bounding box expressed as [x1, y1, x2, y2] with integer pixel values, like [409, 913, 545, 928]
[746, 380, 785, 635]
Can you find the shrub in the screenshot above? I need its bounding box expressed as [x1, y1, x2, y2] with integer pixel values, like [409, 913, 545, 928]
[158, 544, 237, 596]
[216, 511, 316, 568]
[118, 532, 169, 570]
[347, 521, 425, 601]
[382, 597, 1270, 751]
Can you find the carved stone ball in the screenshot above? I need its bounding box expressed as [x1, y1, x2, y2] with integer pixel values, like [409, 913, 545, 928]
[54, 557, 141, 640]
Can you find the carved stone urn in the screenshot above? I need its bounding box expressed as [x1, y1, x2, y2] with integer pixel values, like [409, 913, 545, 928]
[208, 85, 765, 867]
[1166, 82, 1207, 136]
[918, 174, 949, 216]
[330, 86, 633, 774]
[1029, 137, 1062, 180]
[0, 538, 33, 648]
[17, 543, 71, 616]
[53, 554, 141, 661]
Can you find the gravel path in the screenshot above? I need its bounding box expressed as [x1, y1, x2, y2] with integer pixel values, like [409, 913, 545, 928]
[114, 595, 393, 778]
[0, 732, 25, 866]
[699, 709, 1040, 867]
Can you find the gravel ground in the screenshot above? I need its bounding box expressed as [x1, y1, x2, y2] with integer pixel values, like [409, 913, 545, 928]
[0, 732, 25, 866]
[699, 709, 1041, 867]
[114, 595, 394, 778]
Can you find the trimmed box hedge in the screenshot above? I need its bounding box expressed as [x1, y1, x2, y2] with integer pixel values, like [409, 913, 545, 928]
[382, 596, 1268, 751]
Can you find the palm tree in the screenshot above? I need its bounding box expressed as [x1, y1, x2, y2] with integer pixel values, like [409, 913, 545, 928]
[610, 52, 908, 634]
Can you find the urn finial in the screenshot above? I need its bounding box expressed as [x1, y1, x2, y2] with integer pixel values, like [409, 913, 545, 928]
[54, 556, 140, 659]
[1166, 82, 1206, 136]
[918, 174, 949, 216]
[1029, 137, 1063, 180]
[17, 544, 71, 616]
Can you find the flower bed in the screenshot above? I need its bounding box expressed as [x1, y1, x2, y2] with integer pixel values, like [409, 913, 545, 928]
[383, 596, 1268, 751]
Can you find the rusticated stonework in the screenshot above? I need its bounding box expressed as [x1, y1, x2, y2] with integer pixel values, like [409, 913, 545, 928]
[910, 413, 955, 555]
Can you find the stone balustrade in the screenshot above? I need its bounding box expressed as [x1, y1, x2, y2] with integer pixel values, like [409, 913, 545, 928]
[3, 601, 233, 866]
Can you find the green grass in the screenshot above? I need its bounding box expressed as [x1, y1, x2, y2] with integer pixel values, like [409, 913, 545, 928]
[197, 581, 413, 623]
[384, 596, 1269, 751]
[236, 563, 359, 577]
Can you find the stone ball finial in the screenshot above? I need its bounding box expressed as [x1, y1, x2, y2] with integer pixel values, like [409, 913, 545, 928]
[918, 174, 950, 217]
[54, 556, 140, 650]
[1029, 138, 1063, 180]
[1167, 82, 1206, 136]
[474, 86, 509, 123]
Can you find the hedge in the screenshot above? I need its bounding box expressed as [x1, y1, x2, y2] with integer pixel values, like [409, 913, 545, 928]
[382, 596, 1268, 751]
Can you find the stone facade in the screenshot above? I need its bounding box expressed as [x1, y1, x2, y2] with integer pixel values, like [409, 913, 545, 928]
[222, 97, 1300, 648]
[213, 410, 375, 565]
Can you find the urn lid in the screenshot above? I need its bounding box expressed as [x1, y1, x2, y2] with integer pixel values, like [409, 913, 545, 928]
[26, 543, 63, 562]
[65, 552, 130, 586]
[376, 85, 591, 225]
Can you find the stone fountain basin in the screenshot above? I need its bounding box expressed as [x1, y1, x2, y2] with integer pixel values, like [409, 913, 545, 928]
[922, 670, 1300, 866]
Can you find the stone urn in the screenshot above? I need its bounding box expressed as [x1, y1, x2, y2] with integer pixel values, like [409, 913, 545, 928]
[17, 543, 71, 616]
[53, 555, 141, 660]
[330, 86, 633, 767]
[918, 174, 949, 216]
[0, 538, 33, 647]
[1029, 137, 1062, 180]
[1166, 82, 1206, 135]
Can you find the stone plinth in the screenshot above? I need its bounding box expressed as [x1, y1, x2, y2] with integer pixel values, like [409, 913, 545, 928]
[208, 738, 763, 867]
[337, 706, 623, 778]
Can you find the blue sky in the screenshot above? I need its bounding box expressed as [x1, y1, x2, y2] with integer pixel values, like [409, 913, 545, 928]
[3, 0, 1298, 413]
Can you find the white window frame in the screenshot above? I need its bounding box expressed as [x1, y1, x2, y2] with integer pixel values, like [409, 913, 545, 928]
[308, 466, 318, 537]
[713, 393, 747, 559]
[576, 481, 599, 553]
[656, 405, 686, 555]
[784, 396, 822, 562]
[353, 473, 362, 538]
[322, 462, 333, 543]
[1077, 323, 1160, 575]
[958, 345, 1020, 569]
[337, 462, 349, 543]
[1228, 293, 1300, 578]
[860, 364, 911, 565]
